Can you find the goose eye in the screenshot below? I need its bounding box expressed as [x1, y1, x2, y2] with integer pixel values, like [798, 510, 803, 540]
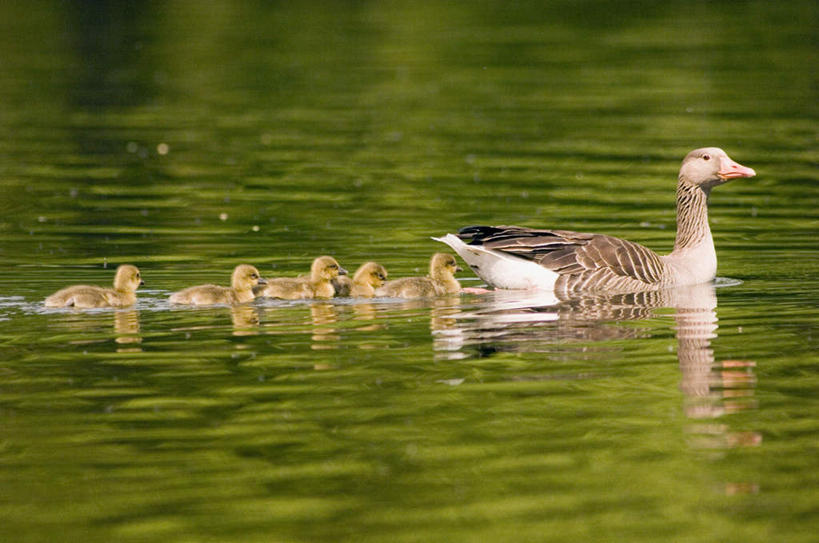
[702, 154, 710, 161]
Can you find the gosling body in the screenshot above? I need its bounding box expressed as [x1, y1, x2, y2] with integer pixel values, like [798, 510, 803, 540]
[257, 256, 347, 300]
[169, 264, 265, 305]
[375, 253, 461, 298]
[45, 265, 144, 309]
[333, 262, 388, 298]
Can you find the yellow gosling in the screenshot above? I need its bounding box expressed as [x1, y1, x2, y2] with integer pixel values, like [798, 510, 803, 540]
[375, 253, 461, 298]
[169, 264, 265, 305]
[333, 262, 388, 298]
[256, 256, 347, 300]
[45, 264, 144, 309]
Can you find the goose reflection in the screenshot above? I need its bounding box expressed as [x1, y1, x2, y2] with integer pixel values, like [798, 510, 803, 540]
[431, 283, 760, 452]
[351, 302, 385, 331]
[53, 309, 142, 351]
[230, 305, 261, 336]
[113, 310, 142, 351]
[310, 302, 340, 351]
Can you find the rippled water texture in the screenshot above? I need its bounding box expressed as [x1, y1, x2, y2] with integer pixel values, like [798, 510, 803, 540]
[0, 1, 817, 542]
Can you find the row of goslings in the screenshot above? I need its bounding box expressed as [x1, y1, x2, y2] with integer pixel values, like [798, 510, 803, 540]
[43, 254, 462, 308]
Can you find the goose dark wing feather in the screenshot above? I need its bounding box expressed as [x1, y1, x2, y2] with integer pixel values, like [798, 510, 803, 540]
[457, 225, 666, 287]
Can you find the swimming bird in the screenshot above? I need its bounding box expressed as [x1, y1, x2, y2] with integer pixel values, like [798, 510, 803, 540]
[44, 264, 144, 308]
[169, 264, 266, 305]
[375, 253, 462, 298]
[333, 262, 388, 297]
[256, 256, 347, 300]
[435, 147, 755, 294]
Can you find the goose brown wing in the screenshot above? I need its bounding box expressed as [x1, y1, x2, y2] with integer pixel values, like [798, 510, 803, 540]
[457, 225, 666, 287]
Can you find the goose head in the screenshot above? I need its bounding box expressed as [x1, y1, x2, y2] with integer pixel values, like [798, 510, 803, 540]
[429, 253, 462, 280]
[354, 262, 388, 288]
[311, 256, 347, 281]
[114, 264, 144, 292]
[679, 147, 755, 191]
[232, 264, 265, 291]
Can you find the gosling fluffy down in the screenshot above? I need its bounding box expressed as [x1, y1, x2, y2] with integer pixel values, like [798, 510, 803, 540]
[169, 264, 265, 305]
[256, 256, 347, 300]
[44, 264, 144, 309]
[375, 253, 461, 298]
[333, 262, 388, 298]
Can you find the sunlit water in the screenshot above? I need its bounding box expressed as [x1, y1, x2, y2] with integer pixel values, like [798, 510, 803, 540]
[1, 1, 817, 542]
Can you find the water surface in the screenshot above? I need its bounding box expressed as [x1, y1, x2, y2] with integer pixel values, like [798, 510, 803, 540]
[0, 1, 817, 542]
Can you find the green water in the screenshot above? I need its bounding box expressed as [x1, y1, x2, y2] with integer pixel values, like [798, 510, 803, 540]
[1, 1, 817, 542]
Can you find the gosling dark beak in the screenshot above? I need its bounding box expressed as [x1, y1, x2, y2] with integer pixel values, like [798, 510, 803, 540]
[256, 277, 268, 285]
[455, 266, 463, 272]
[139, 280, 145, 287]
[338, 267, 348, 276]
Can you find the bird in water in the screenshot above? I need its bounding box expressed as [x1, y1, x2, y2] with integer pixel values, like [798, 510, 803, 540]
[333, 262, 388, 298]
[169, 264, 265, 305]
[256, 256, 347, 300]
[375, 253, 462, 298]
[436, 147, 755, 295]
[44, 264, 144, 308]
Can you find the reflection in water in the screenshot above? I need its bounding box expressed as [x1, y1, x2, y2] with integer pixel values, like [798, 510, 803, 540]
[310, 303, 339, 352]
[113, 310, 142, 351]
[431, 283, 760, 454]
[52, 309, 143, 352]
[231, 305, 261, 336]
[351, 303, 384, 332]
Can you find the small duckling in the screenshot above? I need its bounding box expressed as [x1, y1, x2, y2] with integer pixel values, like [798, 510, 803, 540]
[333, 262, 388, 298]
[45, 264, 144, 308]
[169, 264, 266, 305]
[256, 256, 347, 300]
[375, 253, 462, 298]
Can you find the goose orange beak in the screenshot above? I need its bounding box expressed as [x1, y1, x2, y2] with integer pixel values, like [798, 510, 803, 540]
[718, 157, 756, 180]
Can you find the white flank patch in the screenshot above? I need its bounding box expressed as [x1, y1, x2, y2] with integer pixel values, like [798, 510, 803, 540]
[433, 234, 559, 290]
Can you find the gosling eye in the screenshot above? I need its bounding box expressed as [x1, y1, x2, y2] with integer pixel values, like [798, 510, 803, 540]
[251, 273, 258, 279]
[702, 154, 711, 161]
[330, 265, 338, 270]
[135, 273, 140, 278]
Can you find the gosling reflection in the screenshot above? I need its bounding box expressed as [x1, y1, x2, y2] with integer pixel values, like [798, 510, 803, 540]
[113, 310, 142, 351]
[310, 303, 339, 351]
[51, 309, 143, 351]
[351, 302, 385, 332]
[428, 296, 463, 359]
[230, 305, 261, 336]
[434, 283, 759, 451]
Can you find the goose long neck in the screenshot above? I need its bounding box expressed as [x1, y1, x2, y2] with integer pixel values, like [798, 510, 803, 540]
[673, 181, 711, 252]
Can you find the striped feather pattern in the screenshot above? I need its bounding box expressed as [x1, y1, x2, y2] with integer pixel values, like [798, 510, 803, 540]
[457, 225, 669, 293]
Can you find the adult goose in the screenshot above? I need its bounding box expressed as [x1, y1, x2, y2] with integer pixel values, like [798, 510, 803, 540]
[45, 264, 144, 308]
[435, 147, 755, 294]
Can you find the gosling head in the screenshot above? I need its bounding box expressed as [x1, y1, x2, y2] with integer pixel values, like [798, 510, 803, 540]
[430, 253, 462, 278]
[354, 262, 388, 288]
[232, 264, 265, 291]
[113, 264, 144, 292]
[311, 256, 347, 281]
[679, 147, 755, 191]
